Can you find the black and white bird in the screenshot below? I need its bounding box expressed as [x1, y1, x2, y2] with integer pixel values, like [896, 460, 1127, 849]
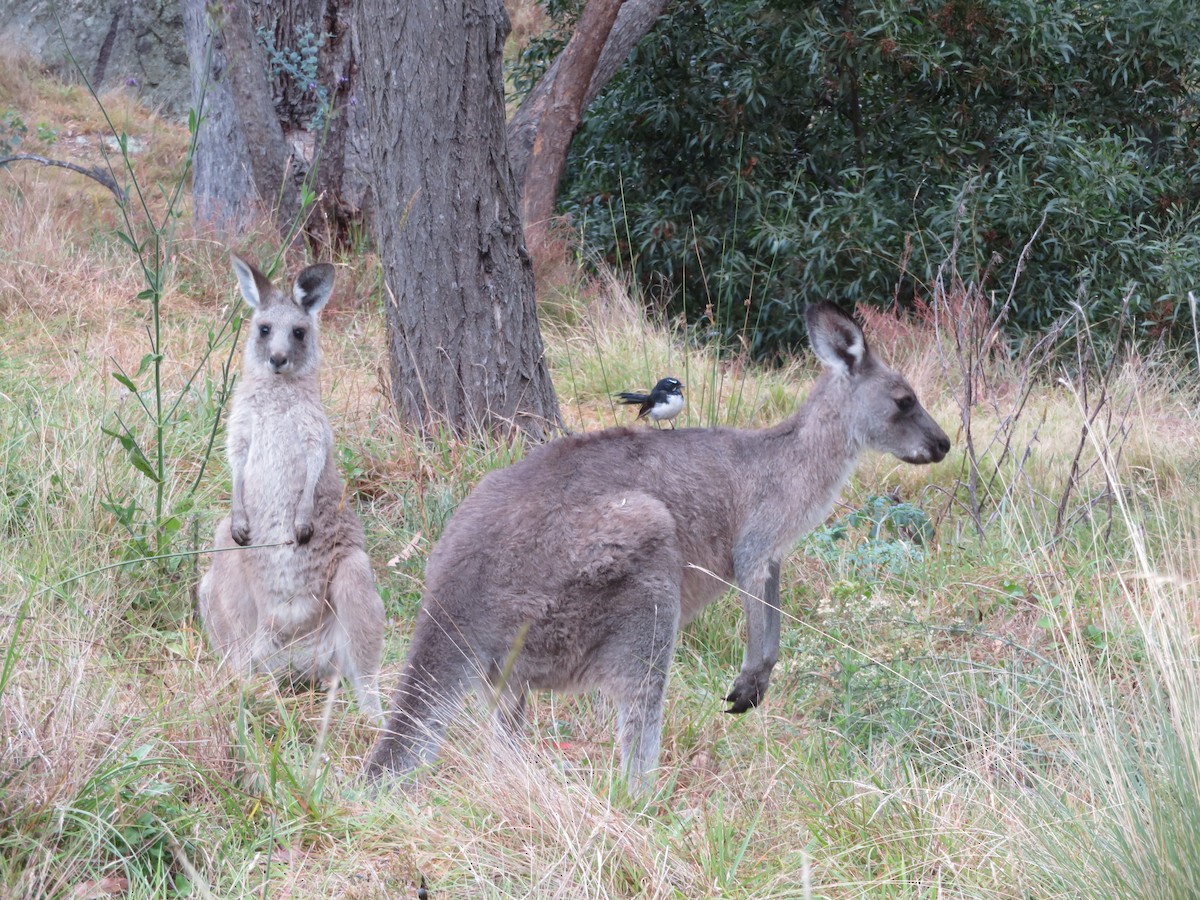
[616, 376, 685, 428]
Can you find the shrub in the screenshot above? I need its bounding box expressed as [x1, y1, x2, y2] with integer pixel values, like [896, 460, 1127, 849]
[515, 0, 1200, 355]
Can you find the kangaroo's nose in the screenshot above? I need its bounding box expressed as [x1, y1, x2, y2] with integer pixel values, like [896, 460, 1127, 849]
[935, 434, 951, 458]
[270, 352, 288, 370]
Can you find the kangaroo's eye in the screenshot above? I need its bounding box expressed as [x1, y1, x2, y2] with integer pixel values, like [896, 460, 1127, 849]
[259, 324, 270, 337]
[895, 394, 916, 413]
[292, 328, 306, 341]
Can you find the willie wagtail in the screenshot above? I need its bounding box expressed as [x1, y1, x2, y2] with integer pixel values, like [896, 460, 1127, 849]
[616, 377, 685, 428]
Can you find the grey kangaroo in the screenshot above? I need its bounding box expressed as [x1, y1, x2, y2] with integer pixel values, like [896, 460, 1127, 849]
[366, 302, 949, 792]
[198, 255, 385, 720]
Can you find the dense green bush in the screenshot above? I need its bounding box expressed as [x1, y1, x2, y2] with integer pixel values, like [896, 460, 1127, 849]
[516, 0, 1200, 354]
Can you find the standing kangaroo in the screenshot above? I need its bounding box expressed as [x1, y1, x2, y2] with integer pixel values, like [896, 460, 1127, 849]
[198, 255, 385, 720]
[366, 303, 949, 792]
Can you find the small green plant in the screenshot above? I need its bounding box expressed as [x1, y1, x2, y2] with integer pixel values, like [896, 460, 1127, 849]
[257, 24, 332, 131]
[34, 121, 57, 145]
[52, 31, 241, 577]
[232, 690, 348, 857]
[62, 744, 201, 895]
[100, 104, 234, 566]
[0, 109, 27, 154]
[805, 493, 933, 583]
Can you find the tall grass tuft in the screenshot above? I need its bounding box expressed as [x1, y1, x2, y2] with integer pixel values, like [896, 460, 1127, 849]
[998, 446, 1200, 897]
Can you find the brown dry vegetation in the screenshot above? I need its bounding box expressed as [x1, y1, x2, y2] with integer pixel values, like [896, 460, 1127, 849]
[506, 0, 553, 52]
[4, 51, 1200, 899]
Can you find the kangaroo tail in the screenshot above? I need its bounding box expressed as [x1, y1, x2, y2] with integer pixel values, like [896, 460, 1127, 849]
[364, 607, 473, 782]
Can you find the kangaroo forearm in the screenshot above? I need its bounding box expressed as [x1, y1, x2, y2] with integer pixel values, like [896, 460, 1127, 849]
[301, 456, 322, 508]
[229, 460, 250, 544]
[231, 468, 246, 512]
[737, 558, 782, 669]
[726, 558, 782, 713]
[292, 452, 323, 544]
[760, 559, 782, 665]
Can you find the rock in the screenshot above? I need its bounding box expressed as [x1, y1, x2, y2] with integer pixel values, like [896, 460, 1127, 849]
[0, 0, 190, 117]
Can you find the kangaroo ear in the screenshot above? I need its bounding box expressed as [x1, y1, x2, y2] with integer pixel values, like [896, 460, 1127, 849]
[231, 254, 274, 310]
[806, 302, 867, 375]
[293, 263, 336, 315]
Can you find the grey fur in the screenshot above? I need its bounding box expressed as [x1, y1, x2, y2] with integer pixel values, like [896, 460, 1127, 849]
[366, 302, 950, 793]
[198, 255, 385, 720]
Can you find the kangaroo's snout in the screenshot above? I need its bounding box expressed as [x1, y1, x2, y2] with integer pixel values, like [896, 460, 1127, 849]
[901, 438, 949, 465]
[920, 413, 952, 463]
[898, 421, 951, 465]
[269, 352, 289, 371]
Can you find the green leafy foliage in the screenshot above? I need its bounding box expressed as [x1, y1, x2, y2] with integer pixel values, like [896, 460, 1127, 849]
[61, 745, 201, 895]
[516, 0, 1200, 354]
[805, 493, 933, 582]
[0, 109, 27, 154]
[256, 23, 332, 131]
[58, 36, 241, 581]
[96, 112, 232, 570]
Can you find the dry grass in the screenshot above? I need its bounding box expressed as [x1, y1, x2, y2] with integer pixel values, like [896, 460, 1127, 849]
[504, 0, 553, 56]
[545, 265, 808, 435]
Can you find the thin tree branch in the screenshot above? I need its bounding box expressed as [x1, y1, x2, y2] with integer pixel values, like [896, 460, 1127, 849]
[0, 153, 127, 201]
[507, 0, 668, 189]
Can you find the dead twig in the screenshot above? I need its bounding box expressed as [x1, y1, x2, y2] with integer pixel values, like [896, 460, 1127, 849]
[0, 153, 126, 201]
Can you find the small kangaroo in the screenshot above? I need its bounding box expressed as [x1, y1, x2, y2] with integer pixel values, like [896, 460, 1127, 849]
[366, 303, 949, 792]
[198, 254, 385, 720]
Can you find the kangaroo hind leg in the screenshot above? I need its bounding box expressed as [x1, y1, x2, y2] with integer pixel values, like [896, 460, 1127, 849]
[327, 546, 386, 720]
[197, 517, 257, 676]
[580, 494, 682, 796]
[604, 572, 681, 798]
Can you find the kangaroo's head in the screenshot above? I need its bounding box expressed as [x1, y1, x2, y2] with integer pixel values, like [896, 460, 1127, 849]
[806, 302, 950, 465]
[231, 254, 335, 380]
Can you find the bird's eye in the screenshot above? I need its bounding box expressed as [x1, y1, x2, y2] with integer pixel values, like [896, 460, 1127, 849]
[292, 327, 306, 341]
[259, 324, 271, 337]
[895, 395, 916, 413]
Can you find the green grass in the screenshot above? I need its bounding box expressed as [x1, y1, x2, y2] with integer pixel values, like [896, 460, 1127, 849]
[5, 58, 1200, 899]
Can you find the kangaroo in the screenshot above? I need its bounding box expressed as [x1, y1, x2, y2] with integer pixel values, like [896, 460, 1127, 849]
[198, 254, 385, 720]
[366, 302, 949, 792]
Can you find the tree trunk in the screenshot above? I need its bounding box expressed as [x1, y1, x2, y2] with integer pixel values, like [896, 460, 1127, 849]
[356, 0, 562, 442]
[249, 0, 371, 249]
[521, 0, 627, 247]
[507, 0, 668, 198]
[182, 0, 299, 233]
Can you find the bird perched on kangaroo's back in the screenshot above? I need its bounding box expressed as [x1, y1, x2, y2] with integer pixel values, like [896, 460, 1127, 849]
[198, 254, 384, 719]
[616, 377, 684, 427]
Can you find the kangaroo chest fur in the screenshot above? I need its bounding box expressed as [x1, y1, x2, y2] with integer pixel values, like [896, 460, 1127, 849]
[237, 387, 331, 528]
[231, 376, 337, 605]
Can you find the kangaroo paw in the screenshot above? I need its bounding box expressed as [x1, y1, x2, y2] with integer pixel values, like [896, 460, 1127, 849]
[294, 519, 314, 545]
[231, 515, 251, 546]
[724, 668, 771, 714]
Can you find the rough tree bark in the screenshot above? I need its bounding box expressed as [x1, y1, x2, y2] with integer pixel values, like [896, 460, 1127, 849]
[250, 0, 372, 248]
[356, 0, 562, 442]
[520, 0, 626, 246]
[182, 0, 299, 233]
[507, 0, 668, 211]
